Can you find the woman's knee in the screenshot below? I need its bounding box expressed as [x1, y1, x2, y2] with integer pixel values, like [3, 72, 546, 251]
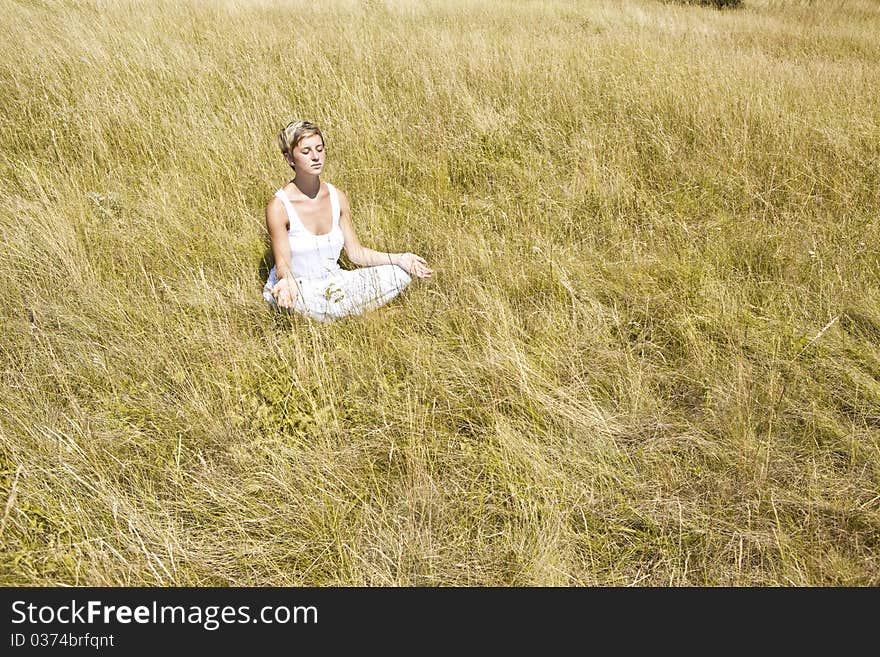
[389, 264, 412, 288]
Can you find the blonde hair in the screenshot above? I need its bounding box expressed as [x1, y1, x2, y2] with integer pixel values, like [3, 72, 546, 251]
[278, 120, 324, 157]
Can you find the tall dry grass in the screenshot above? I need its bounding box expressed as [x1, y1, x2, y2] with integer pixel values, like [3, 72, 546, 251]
[1, 0, 878, 585]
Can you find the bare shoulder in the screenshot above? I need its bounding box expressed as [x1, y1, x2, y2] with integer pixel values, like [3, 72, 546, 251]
[330, 183, 350, 209]
[265, 194, 284, 215]
[265, 195, 287, 227]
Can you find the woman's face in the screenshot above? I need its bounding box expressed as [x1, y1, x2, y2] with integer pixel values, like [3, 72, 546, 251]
[288, 134, 325, 175]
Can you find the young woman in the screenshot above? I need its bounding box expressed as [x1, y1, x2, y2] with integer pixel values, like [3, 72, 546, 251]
[263, 120, 432, 322]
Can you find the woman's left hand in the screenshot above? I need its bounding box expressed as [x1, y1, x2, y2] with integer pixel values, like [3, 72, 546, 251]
[397, 252, 433, 279]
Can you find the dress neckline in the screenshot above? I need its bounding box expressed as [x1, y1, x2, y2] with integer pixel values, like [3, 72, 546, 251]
[279, 184, 334, 237]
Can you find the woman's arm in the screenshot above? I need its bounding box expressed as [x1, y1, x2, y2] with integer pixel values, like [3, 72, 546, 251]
[265, 196, 298, 308]
[338, 189, 433, 278]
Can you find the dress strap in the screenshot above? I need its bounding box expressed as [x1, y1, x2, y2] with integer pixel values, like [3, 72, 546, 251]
[326, 182, 340, 228]
[274, 188, 303, 231]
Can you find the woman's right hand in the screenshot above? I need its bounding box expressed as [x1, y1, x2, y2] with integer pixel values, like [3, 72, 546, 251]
[271, 276, 298, 310]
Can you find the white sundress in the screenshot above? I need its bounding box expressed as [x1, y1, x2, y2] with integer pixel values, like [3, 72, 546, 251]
[263, 182, 412, 322]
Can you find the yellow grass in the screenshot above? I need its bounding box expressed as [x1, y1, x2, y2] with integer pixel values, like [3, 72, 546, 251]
[1, 0, 878, 585]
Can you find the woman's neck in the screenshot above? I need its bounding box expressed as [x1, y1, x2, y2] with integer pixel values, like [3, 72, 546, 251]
[293, 172, 321, 199]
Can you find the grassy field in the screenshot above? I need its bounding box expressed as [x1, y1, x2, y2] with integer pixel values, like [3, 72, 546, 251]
[1, 0, 878, 586]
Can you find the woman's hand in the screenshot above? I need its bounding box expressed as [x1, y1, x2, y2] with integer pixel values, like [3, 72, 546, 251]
[397, 252, 433, 279]
[271, 276, 298, 310]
